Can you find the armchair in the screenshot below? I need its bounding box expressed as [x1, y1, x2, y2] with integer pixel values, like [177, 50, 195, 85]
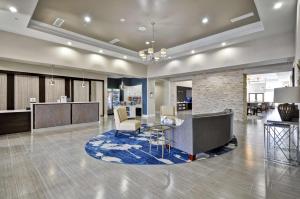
[160, 105, 176, 119]
[114, 106, 141, 135]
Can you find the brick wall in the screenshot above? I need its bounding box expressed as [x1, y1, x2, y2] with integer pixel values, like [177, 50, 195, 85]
[192, 70, 246, 121]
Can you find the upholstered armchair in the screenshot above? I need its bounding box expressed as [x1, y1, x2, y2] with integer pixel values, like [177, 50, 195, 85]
[114, 106, 141, 135]
[160, 105, 176, 119]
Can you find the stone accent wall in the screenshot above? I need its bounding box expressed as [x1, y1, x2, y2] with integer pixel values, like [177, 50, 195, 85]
[192, 70, 246, 121]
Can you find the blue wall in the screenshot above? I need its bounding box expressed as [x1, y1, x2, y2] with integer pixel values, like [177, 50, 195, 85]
[108, 78, 147, 115]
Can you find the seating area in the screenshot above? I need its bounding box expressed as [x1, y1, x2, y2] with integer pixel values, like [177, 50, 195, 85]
[1, 0, 300, 198]
[113, 106, 141, 135]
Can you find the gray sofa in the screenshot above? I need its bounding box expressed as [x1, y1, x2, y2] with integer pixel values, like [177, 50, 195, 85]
[171, 110, 234, 160]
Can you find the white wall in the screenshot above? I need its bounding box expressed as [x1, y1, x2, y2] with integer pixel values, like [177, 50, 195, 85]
[297, 0, 300, 60]
[148, 32, 295, 78]
[0, 30, 147, 78]
[295, 0, 300, 86]
[154, 80, 170, 112]
[147, 79, 156, 117]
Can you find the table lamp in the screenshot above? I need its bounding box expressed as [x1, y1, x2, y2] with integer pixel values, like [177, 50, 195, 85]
[274, 87, 300, 121]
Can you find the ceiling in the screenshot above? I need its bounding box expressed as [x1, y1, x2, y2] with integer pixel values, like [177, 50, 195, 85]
[0, 0, 296, 67]
[31, 0, 260, 51]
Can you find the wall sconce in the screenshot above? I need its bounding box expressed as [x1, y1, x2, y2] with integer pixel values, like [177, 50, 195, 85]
[150, 92, 153, 98]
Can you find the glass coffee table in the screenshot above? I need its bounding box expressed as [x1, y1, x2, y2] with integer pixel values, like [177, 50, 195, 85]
[149, 124, 175, 158]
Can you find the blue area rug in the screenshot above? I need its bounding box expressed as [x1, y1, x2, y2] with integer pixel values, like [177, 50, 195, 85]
[85, 126, 237, 165]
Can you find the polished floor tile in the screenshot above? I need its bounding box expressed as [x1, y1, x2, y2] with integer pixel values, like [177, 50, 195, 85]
[0, 115, 300, 199]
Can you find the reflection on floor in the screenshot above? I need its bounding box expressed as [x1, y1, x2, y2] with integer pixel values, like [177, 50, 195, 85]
[0, 115, 300, 199]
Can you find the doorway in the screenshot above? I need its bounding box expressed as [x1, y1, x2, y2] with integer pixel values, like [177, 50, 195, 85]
[246, 71, 293, 120]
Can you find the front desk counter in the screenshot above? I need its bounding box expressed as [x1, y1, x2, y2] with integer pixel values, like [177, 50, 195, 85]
[31, 102, 100, 131]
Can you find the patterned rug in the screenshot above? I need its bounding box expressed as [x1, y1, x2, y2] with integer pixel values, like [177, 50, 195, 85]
[85, 126, 237, 165]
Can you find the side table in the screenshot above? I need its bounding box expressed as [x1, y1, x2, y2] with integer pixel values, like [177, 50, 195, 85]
[264, 120, 299, 166]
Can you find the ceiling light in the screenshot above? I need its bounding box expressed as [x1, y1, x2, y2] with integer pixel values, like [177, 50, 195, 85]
[138, 26, 146, 31]
[120, 18, 126, 22]
[202, 17, 209, 24]
[109, 38, 120, 44]
[84, 16, 91, 23]
[230, 12, 254, 23]
[98, 49, 103, 53]
[67, 41, 72, 46]
[191, 50, 195, 54]
[9, 6, 18, 13]
[138, 22, 167, 62]
[222, 42, 227, 47]
[160, 48, 167, 57]
[148, 48, 154, 54]
[273, 2, 283, 10]
[53, 18, 64, 27]
[123, 56, 127, 59]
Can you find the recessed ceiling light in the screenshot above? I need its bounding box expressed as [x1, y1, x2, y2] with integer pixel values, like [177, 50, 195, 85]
[9, 6, 18, 13]
[202, 17, 209, 24]
[138, 26, 146, 31]
[123, 56, 127, 59]
[67, 41, 72, 46]
[222, 42, 227, 47]
[273, 2, 283, 10]
[191, 50, 195, 54]
[145, 41, 150, 45]
[120, 18, 126, 22]
[98, 49, 103, 53]
[84, 16, 91, 23]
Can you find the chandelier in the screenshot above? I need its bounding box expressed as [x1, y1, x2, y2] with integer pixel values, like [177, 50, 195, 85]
[138, 22, 167, 62]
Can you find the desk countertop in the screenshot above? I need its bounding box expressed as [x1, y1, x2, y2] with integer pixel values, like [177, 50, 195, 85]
[0, 109, 31, 114]
[32, 102, 99, 105]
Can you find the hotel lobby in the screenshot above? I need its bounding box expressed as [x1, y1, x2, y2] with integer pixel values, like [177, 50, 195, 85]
[0, 0, 300, 198]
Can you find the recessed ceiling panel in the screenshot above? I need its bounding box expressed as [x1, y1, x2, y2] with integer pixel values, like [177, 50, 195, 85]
[32, 0, 260, 51]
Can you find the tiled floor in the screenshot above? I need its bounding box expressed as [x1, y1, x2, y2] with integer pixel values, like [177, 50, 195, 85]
[0, 114, 300, 199]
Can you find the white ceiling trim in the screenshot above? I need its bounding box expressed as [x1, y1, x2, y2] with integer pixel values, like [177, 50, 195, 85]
[167, 21, 264, 59]
[27, 19, 264, 64]
[28, 20, 144, 63]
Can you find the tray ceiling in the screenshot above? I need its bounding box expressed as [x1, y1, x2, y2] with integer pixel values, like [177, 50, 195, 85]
[32, 0, 260, 52]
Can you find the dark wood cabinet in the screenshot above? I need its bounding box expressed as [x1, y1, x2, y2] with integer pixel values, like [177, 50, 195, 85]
[0, 111, 31, 134]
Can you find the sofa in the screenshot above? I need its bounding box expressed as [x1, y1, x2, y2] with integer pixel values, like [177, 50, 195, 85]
[171, 109, 235, 160]
[114, 106, 141, 135]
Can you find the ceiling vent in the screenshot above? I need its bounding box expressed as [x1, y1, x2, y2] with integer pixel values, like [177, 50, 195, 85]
[52, 18, 64, 27]
[109, 38, 120, 45]
[230, 12, 254, 23]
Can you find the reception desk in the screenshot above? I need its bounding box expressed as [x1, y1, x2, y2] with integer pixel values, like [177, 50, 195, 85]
[0, 110, 31, 134]
[32, 102, 99, 130]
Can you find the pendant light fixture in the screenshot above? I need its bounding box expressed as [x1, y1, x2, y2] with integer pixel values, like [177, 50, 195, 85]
[81, 71, 86, 88]
[120, 79, 125, 90]
[49, 65, 55, 86]
[138, 22, 167, 62]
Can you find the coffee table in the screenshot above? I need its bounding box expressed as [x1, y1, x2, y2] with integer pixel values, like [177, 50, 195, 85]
[149, 124, 174, 158]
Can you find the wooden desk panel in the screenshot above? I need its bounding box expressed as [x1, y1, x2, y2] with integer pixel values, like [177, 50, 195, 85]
[72, 103, 99, 124]
[34, 104, 71, 129]
[0, 111, 31, 134]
